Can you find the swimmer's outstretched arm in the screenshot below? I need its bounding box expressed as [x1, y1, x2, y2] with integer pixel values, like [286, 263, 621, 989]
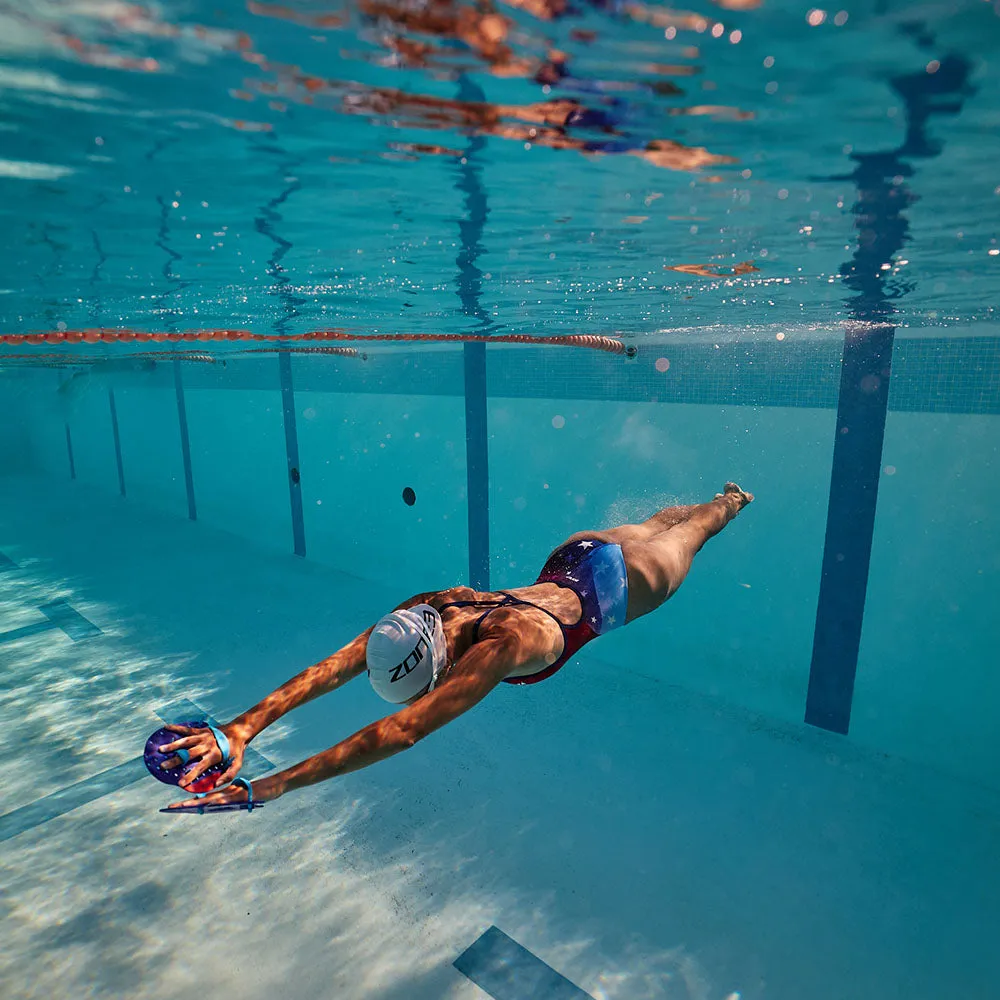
[226, 592, 440, 744]
[226, 627, 373, 745]
[166, 634, 518, 809]
[162, 627, 373, 789]
[164, 593, 439, 789]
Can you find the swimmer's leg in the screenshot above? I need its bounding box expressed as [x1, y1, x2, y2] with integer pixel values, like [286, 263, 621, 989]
[560, 502, 699, 548]
[621, 483, 753, 621]
[634, 503, 700, 535]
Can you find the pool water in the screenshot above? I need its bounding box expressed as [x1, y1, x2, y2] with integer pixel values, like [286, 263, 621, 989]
[1, 1, 999, 998]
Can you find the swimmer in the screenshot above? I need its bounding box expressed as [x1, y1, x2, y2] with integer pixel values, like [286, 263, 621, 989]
[161, 483, 753, 812]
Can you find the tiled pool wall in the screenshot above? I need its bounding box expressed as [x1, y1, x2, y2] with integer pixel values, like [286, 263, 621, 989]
[3, 336, 999, 792]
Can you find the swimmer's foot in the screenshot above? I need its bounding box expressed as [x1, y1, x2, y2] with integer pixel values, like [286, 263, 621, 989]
[715, 482, 754, 511]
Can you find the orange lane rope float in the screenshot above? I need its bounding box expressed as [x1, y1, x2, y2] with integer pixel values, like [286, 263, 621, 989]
[0, 351, 222, 364]
[0, 347, 362, 365]
[0, 329, 636, 357]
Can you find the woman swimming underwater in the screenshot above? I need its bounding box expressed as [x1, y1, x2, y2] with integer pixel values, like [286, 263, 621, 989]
[157, 483, 753, 812]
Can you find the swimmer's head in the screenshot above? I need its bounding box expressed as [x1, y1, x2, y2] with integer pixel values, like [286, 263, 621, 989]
[366, 604, 447, 704]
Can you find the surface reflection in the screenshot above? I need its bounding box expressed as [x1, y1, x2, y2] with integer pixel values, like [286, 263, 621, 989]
[235, 0, 740, 171]
[0, 0, 997, 337]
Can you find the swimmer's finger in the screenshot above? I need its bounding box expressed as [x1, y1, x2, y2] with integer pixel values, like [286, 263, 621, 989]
[177, 743, 226, 786]
[158, 734, 207, 756]
[166, 783, 247, 811]
[217, 754, 243, 785]
[163, 724, 198, 736]
[177, 760, 213, 787]
[159, 753, 185, 771]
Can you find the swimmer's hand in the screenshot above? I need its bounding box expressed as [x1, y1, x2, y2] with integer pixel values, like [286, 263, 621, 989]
[165, 776, 280, 811]
[158, 723, 248, 789]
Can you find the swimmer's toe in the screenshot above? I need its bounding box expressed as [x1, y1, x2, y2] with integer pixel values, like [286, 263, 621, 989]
[717, 482, 754, 506]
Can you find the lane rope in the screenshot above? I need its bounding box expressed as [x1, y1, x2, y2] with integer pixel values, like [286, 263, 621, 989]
[0, 328, 636, 356]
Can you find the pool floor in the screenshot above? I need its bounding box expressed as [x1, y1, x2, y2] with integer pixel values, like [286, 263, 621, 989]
[1, 474, 998, 1000]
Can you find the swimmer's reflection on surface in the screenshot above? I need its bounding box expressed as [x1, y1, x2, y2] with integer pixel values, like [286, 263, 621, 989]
[38, 0, 743, 173]
[358, 0, 557, 78]
[249, 62, 738, 171]
[231, 0, 750, 173]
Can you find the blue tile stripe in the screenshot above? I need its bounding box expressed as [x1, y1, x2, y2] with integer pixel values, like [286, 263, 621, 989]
[0, 551, 16, 572]
[108, 387, 126, 497]
[806, 324, 894, 733]
[464, 343, 490, 591]
[278, 350, 307, 557]
[0, 758, 149, 842]
[0, 700, 275, 842]
[0, 620, 61, 644]
[454, 926, 593, 1000]
[64, 423, 76, 480]
[173, 358, 198, 521]
[40, 599, 104, 640]
[0, 600, 102, 645]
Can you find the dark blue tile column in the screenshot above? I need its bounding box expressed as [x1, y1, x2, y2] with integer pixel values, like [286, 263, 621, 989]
[278, 350, 306, 558]
[64, 423, 76, 480]
[807, 324, 895, 733]
[463, 344, 490, 590]
[806, 49, 973, 733]
[173, 359, 197, 521]
[108, 388, 126, 498]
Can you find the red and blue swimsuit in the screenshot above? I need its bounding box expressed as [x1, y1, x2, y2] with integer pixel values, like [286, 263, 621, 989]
[438, 539, 630, 684]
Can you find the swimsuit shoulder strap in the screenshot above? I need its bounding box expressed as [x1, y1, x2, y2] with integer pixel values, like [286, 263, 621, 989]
[436, 597, 508, 613]
[437, 594, 515, 643]
[505, 595, 574, 634]
[439, 593, 572, 641]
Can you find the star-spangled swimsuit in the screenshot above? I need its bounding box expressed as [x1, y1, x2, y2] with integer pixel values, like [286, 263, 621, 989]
[438, 539, 630, 685]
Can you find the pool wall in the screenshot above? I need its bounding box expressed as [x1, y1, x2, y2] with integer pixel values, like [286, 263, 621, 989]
[3, 338, 998, 792]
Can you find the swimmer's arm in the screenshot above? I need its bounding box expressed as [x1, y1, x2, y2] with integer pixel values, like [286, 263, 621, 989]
[255, 636, 518, 798]
[226, 593, 438, 743]
[225, 627, 373, 743]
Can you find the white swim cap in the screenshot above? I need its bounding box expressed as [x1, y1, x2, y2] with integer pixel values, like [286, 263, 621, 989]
[366, 604, 447, 704]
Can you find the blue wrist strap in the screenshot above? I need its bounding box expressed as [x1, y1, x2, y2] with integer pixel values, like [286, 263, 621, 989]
[232, 777, 255, 812]
[206, 724, 231, 764]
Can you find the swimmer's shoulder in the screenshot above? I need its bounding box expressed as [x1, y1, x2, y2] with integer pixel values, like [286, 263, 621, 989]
[428, 585, 479, 609]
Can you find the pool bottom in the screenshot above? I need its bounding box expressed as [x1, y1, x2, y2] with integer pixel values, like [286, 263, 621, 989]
[0, 472, 997, 1000]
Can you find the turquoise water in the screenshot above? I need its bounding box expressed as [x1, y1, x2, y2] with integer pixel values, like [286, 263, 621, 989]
[1, 1, 999, 998]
